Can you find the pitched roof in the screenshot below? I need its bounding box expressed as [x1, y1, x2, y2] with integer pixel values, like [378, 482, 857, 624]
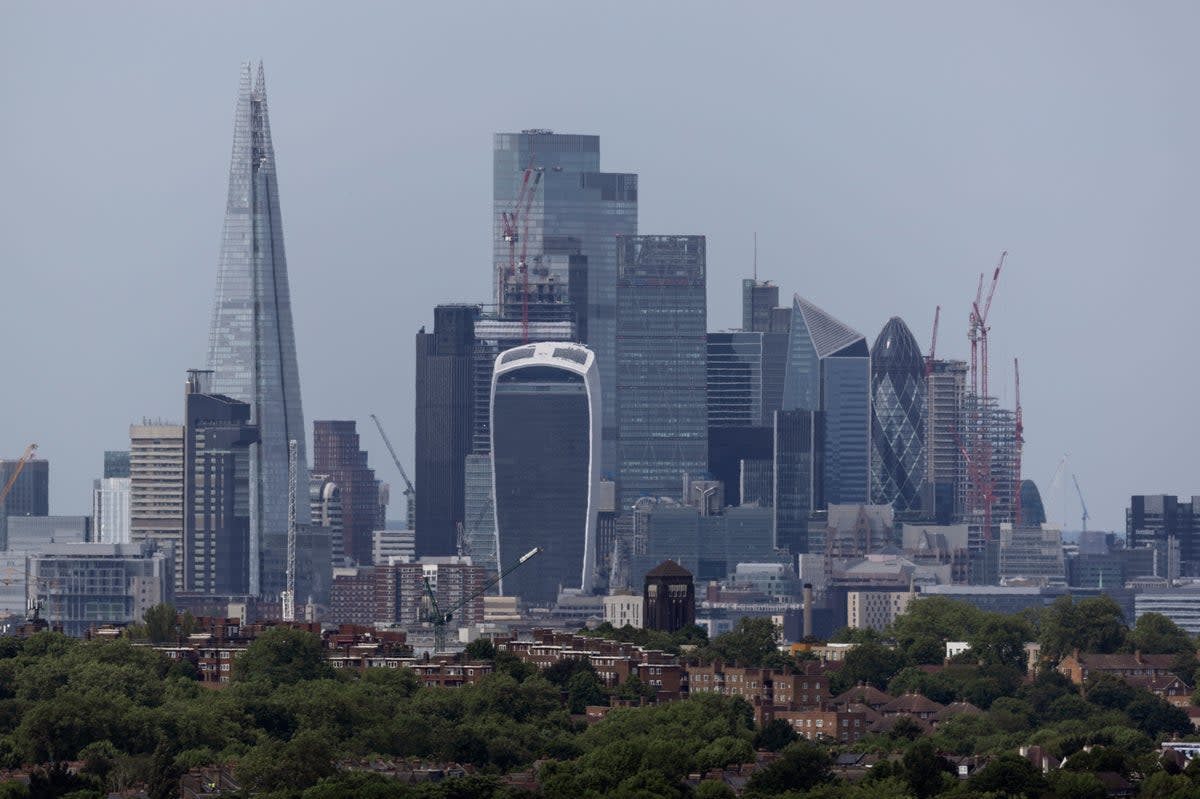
[645, 560, 693, 579]
[935, 701, 983, 721]
[1074, 652, 1176, 670]
[867, 715, 932, 735]
[881, 692, 947, 715]
[831, 684, 893, 707]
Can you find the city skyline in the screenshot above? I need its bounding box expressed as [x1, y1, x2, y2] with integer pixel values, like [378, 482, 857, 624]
[3, 3, 1198, 533]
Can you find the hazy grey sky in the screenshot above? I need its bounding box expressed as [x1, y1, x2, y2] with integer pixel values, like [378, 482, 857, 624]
[2, 2, 1196, 533]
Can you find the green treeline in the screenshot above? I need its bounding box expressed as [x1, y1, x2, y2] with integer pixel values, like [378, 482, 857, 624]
[2, 596, 1200, 798]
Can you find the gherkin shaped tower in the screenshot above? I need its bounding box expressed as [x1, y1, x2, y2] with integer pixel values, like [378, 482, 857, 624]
[870, 317, 926, 512]
[207, 63, 311, 598]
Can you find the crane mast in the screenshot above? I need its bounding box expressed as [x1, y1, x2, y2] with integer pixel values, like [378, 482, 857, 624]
[966, 252, 1005, 543]
[282, 439, 298, 622]
[1014, 358, 1024, 526]
[924, 307, 940, 508]
[1072, 474, 1090, 533]
[423, 546, 542, 652]
[499, 152, 545, 343]
[370, 414, 416, 530]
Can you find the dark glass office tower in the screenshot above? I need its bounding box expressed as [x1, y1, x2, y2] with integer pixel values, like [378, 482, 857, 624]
[184, 370, 259, 595]
[1127, 495, 1200, 571]
[616, 235, 708, 510]
[742, 279, 780, 333]
[415, 305, 479, 556]
[492, 343, 599, 604]
[782, 295, 870, 506]
[313, 421, 381, 566]
[870, 317, 926, 512]
[0, 459, 48, 517]
[494, 131, 637, 477]
[706, 331, 787, 505]
[774, 410, 824, 553]
[206, 63, 309, 598]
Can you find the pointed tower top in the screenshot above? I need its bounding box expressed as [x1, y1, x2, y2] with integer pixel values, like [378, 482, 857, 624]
[792, 294, 865, 359]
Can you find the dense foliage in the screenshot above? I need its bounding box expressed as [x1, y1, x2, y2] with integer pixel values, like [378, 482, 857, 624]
[3, 600, 1200, 797]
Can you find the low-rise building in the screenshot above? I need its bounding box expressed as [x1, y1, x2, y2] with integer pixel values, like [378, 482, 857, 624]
[1058, 651, 1177, 686]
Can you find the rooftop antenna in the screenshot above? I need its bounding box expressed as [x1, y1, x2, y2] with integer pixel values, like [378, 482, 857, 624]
[753, 232, 758, 281]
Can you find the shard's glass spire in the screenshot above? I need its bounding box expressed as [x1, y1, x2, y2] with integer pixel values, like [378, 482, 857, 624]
[870, 317, 925, 512]
[207, 63, 310, 598]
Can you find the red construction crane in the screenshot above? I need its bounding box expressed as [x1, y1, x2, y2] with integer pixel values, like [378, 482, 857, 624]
[0, 444, 38, 509]
[966, 251, 1005, 542]
[1013, 358, 1024, 526]
[499, 155, 544, 343]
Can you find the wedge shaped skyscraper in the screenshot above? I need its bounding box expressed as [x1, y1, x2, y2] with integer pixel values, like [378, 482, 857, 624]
[870, 317, 925, 512]
[207, 63, 311, 599]
[782, 295, 871, 508]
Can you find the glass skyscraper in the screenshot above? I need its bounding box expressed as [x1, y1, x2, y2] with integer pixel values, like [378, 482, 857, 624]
[206, 63, 310, 598]
[782, 295, 870, 506]
[870, 317, 926, 512]
[493, 131, 637, 477]
[184, 370, 258, 595]
[491, 342, 599, 604]
[615, 235, 708, 511]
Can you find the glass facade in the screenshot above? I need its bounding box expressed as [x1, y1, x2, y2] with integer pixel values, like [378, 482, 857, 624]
[870, 317, 926, 512]
[782, 296, 870, 507]
[414, 305, 478, 556]
[927, 360, 967, 524]
[774, 409, 824, 553]
[313, 421, 381, 567]
[494, 131, 637, 477]
[491, 343, 599, 604]
[615, 235, 708, 510]
[206, 63, 309, 598]
[184, 371, 259, 596]
[103, 451, 131, 479]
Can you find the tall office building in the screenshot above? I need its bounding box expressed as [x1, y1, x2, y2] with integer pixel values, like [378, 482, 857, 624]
[706, 330, 787, 506]
[494, 130, 637, 476]
[926, 359, 967, 524]
[0, 459, 49, 518]
[92, 479, 131, 545]
[184, 370, 259, 595]
[870, 317, 926, 513]
[491, 342, 599, 604]
[130, 423, 185, 593]
[742, 279, 780, 333]
[774, 410, 825, 553]
[616, 235, 708, 510]
[415, 304, 478, 556]
[782, 295, 870, 506]
[466, 316, 579, 573]
[206, 63, 310, 599]
[1128, 495, 1200, 573]
[313, 421, 381, 566]
[92, 450, 132, 545]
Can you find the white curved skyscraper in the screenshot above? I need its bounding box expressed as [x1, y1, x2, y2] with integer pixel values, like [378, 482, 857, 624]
[491, 342, 599, 604]
[207, 63, 311, 599]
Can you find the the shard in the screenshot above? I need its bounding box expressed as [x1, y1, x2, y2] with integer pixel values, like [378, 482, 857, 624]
[207, 63, 310, 599]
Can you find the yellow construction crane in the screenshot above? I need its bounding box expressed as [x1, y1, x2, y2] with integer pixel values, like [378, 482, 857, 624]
[0, 443, 38, 509]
